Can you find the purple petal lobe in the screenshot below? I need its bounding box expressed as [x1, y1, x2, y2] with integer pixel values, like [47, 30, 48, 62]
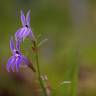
[19, 27, 26, 38]
[26, 10, 30, 26]
[22, 28, 31, 39]
[6, 56, 15, 72]
[15, 28, 21, 41]
[21, 10, 26, 26]
[15, 56, 22, 72]
[11, 57, 16, 72]
[10, 37, 15, 53]
[16, 39, 21, 50]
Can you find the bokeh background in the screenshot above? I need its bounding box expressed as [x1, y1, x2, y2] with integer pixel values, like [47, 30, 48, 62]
[0, 0, 96, 96]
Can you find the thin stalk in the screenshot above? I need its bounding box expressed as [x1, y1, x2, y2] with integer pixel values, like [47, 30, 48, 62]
[35, 41, 47, 96]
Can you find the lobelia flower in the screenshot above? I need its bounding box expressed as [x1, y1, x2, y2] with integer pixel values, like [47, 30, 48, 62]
[6, 38, 35, 72]
[15, 10, 35, 42]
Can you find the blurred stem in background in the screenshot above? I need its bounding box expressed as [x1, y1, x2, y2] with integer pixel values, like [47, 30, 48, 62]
[33, 40, 47, 96]
[69, 49, 78, 96]
[62, 48, 78, 96]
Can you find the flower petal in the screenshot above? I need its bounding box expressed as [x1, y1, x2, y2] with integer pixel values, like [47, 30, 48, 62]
[6, 56, 15, 72]
[21, 10, 26, 26]
[26, 10, 30, 26]
[22, 28, 31, 39]
[11, 57, 16, 72]
[15, 56, 22, 72]
[10, 37, 15, 53]
[15, 27, 26, 41]
[16, 39, 21, 50]
[15, 28, 21, 41]
[19, 27, 26, 38]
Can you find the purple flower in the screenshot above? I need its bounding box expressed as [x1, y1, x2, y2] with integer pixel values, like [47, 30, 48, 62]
[15, 10, 35, 42]
[6, 38, 30, 72]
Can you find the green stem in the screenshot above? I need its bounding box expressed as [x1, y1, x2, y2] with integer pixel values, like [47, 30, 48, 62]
[35, 42, 47, 96]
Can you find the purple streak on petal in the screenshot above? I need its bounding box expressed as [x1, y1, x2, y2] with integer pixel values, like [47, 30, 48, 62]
[21, 10, 26, 26]
[15, 28, 21, 41]
[22, 28, 28, 37]
[11, 57, 16, 72]
[15, 56, 22, 72]
[22, 28, 31, 39]
[26, 10, 30, 26]
[16, 39, 20, 50]
[19, 27, 26, 38]
[10, 37, 15, 52]
[6, 56, 15, 72]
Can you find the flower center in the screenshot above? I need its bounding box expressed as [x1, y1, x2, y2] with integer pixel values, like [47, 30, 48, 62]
[25, 25, 28, 28]
[15, 53, 19, 58]
[16, 51, 19, 54]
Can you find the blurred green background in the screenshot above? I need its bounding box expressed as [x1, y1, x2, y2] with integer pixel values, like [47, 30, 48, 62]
[0, 0, 96, 96]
